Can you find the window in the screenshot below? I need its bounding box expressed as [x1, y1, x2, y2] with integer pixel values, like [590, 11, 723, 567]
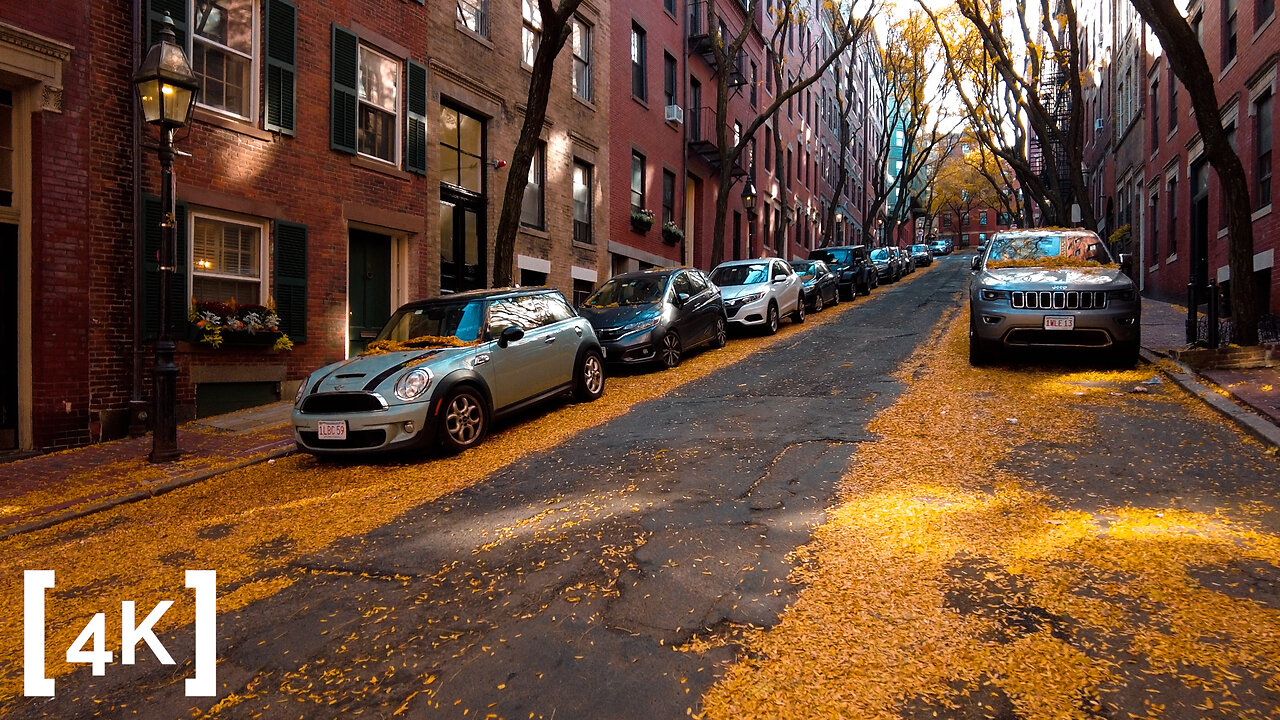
[979, 211, 988, 226]
[1256, 90, 1273, 209]
[573, 279, 594, 306]
[573, 161, 593, 244]
[522, 0, 541, 66]
[572, 18, 592, 102]
[1150, 80, 1160, 153]
[192, 0, 257, 120]
[1168, 71, 1178, 132]
[457, 0, 489, 37]
[190, 212, 266, 305]
[1167, 176, 1178, 256]
[765, 50, 774, 94]
[943, 214, 953, 229]
[662, 170, 676, 225]
[521, 143, 545, 229]
[664, 0, 676, 14]
[357, 45, 399, 163]
[631, 151, 646, 210]
[786, 148, 793, 189]
[439, 105, 482, 192]
[764, 128, 772, 172]
[750, 61, 758, 107]
[0, 90, 11, 206]
[519, 268, 547, 287]
[1261, 0, 1276, 27]
[631, 24, 647, 101]
[663, 52, 677, 107]
[1223, 0, 1238, 66]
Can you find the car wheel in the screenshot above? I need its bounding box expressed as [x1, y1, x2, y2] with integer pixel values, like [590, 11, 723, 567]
[870, 274, 879, 290]
[793, 294, 806, 323]
[659, 331, 683, 369]
[764, 302, 780, 335]
[812, 292, 823, 313]
[711, 315, 728, 348]
[438, 386, 488, 453]
[830, 288, 839, 306]
[573, 349, 606, 401]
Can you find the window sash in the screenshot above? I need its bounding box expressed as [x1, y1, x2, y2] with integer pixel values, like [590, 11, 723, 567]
[458, 0, 490, 36]
[521, 144, 545, 229]
[190, 0, 257, 120]
[631, 26, 647, 100]
[574, 162, 593, 244]
[631, 153, 645, 210]
[572, 20, 592, 101]
[190, 212, 267, 305]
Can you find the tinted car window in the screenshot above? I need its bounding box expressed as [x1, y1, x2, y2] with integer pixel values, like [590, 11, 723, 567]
[672, 272, 694, 297]
[378, 300, 486, 343]
[583, 276, 666, 307]
[792, 261, 817, 278]
[870, 249, 890, 261]
[815, 248, 852, 265]
[685, 270, 708, 293]
[711, 263, 769, 286]
[771, 261, 789, 279]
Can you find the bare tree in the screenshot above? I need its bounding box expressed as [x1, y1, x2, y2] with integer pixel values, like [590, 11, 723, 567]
[492, 0, 586, 287]
[1126, 0, 1258, 344]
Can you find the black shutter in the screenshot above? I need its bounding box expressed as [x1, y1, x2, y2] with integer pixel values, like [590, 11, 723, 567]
[147, 0, 189, 47]
[274, 221, 308, 342]
[406, 60, 427, 175]
[264, 0, 297, 135]
[331, 25, 359, 154]
[140, 196, 189, 340]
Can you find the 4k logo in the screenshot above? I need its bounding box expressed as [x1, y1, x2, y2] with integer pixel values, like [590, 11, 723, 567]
[23, 570, 217, 697]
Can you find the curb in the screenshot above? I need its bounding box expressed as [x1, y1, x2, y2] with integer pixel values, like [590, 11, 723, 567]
[1140, 347, 1280, 451]
[0, 442, 296, 541]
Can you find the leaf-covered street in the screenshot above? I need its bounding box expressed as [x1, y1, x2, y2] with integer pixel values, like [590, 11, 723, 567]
[5, 257, 1279, 719]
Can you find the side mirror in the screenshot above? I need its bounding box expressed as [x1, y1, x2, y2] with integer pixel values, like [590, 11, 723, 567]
[772, 275, 787, 283]
[1118, 253, 1133, 273]
[970, 255, 982, 272]
[676, 292, 691, 305]
[497, 325, 525, 348]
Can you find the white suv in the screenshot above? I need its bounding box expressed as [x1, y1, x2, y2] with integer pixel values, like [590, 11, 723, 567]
[709, 258, 805, 335]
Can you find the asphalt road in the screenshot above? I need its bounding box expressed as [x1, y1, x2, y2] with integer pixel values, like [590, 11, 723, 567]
[10, 258, 972, 719]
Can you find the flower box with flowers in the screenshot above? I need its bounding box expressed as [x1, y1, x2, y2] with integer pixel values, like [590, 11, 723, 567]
[630, 208, 655, 233]
[661, 221, 685, 244]
[188, 299, 294, 352]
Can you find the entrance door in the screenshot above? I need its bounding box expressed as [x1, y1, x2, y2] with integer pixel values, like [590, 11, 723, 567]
[348, 229, 392, 357]
[439, 190, 485, 293]
[1, 223, 15, 449]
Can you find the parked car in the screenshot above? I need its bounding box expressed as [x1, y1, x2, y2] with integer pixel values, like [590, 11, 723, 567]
[577, 268, 727, 369]
[710, 258, 805, 334]
[790, 260, 840, 312]
[293, 288, 605, 456]
[808, 245, 876, 298]
[869, 247, 899, 283]
[910, 244, 933, 267]
[930, 240, 950, 256]
[969, 228, 1141, 367]
[893, 247, 914, 275]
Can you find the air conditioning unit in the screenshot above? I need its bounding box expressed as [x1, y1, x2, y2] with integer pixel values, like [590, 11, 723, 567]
[664, 104, 684, 124]
[1094, 118, 1104, 130]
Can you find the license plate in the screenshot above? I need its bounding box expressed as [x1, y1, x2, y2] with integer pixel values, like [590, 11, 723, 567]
[1044, 315, 1075, 330]
[317, 420, 347, 440]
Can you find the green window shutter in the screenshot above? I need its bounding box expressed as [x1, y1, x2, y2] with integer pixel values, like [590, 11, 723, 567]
[331, 25, 359, 154]
[264, 0, 297, 135]
[406, 60, 428, 175]
[274, 221, 308, 343]
[147, 0, 189, 47]
[140, 196, 189, 340]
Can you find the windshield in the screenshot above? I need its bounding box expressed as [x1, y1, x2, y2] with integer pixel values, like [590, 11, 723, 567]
[814, 248, 852, 266]
[870, 249, 890, 261]
[583, 276, 667, 307]
[986, 233, 1114, 268]
[710, 263, 770, 286]
[911, 245, 928, 253]
[376, 299, 485, 344]
[792, 262, 817, 279]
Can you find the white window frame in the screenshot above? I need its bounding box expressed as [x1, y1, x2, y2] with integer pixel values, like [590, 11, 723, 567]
[188, 208, 269, 304]
[189, 0, 260, 123]
[356, 43, 402, 166]
[457, 0, 490, 38]
[572, 17, 592, 102]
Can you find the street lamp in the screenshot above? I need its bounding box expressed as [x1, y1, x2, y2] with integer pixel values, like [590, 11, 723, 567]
[741, 181, 757, 255]
[134, 12, 198, 463]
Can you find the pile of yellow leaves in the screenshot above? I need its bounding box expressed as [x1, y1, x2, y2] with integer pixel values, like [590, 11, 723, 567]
[361, 335, 479, 356]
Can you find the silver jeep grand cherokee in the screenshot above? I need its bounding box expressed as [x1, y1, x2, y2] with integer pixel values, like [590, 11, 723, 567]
[969, 229, 1141, 366]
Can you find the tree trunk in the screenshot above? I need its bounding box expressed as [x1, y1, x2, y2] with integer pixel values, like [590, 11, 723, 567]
[1128, 0, 1258, 345]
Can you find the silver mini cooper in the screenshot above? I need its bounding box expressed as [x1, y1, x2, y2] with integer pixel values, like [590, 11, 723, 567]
[969, 229, 1141, 366]
[293, 288, 605, 455]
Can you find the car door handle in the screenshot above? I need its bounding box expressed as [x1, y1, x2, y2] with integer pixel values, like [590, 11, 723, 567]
[543, 336, 556, 344]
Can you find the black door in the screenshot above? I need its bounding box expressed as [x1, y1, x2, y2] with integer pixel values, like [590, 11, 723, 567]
[348, 229, 392, 358]
[1, 223, 15, 449]
[439, 188, 485, 293]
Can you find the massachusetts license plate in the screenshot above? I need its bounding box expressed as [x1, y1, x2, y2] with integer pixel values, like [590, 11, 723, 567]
[1044, 315, 1075, 330]
[317, 420, 347, 440]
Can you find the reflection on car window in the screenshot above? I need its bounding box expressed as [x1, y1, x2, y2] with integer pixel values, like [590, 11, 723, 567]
[377, 300, 486, 343]
[870, 249, 889, 261]
[987, 233, 1113, 266]
[486, 297, 539, 335]
[710, 263, 769, 286]
[583, 276, 666, 307]
[685, 271, 708, 293]
[543, 293, 576, 322]
[672, 273, 693, 297]
[791, 262, 816, 278]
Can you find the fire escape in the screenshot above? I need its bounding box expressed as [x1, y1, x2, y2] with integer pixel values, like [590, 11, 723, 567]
[686, 0, 749, 177]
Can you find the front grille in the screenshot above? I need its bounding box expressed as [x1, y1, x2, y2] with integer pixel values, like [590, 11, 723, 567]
[299, 392, 387, 414]
[1010, 290, 1107, 310]
[299, 429, 387, 449]
[1005, 328, 1112, 347]
[597, 327, 624, 342]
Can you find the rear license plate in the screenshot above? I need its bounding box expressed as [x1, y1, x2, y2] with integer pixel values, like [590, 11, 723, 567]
[1044, 315, 1075, 330]
[317, 420, 347, 440]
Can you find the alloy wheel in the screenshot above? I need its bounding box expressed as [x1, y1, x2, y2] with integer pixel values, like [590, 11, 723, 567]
[445, 393, 483, 446]
[660, 333, 682, 368]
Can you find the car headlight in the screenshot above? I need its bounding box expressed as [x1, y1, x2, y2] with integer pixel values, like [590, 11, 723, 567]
[623, 317, 660, 334]
[979, 289, 1008, 302]
[1110, 288, 1136, 301]
[733, 292, 765, 305]
[394, 368, 433, 401]
[293, 378, 308, 407]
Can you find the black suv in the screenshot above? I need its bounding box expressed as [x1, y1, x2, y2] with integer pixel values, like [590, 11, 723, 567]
[808, 245, 877, 299]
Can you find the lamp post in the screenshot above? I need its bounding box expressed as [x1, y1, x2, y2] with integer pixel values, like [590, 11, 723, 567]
[835, 211, 843, 246]
[741, 181, 757, 256]
[134, 12, 198, 463]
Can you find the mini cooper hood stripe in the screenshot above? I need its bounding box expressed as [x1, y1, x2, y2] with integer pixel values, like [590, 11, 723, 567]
[363, 351, 442, 391]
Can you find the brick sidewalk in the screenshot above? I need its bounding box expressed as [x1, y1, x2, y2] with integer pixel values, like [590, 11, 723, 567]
[0, 404, 294, 537]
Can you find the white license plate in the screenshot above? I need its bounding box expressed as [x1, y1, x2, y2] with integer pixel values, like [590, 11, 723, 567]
[317, 420, 347, 440]
[1044, 315, 1075, 330]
